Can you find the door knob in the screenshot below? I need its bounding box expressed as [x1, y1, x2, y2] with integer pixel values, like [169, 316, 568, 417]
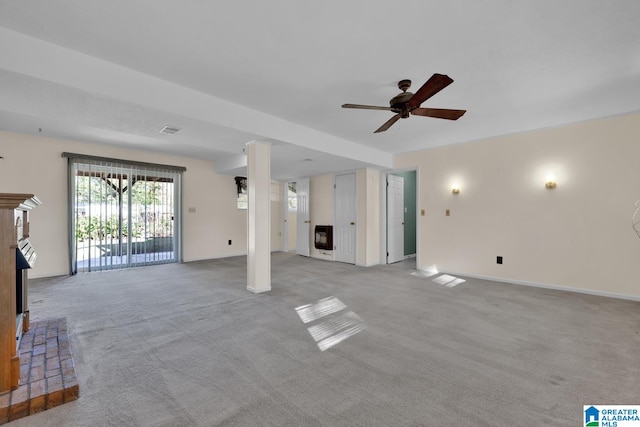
[402, 222, 405, 225]
[304, 220, 310, 223]
[350, 222, 355, 225]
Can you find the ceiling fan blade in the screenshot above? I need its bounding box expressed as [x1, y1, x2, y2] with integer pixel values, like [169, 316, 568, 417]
[374, 114, 401, 133]
[411, 108, 466, 120]
[342, 103, 392, 111]
[407, 74, 454, 109]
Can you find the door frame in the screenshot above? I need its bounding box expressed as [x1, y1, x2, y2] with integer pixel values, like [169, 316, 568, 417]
[380, 167, 420, 266]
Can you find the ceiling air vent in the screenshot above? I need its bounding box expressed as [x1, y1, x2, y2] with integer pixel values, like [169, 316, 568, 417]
[159, 125, 181, 135]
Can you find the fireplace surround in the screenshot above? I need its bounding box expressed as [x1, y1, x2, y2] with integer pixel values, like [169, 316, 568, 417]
[0, 193, 41, 394]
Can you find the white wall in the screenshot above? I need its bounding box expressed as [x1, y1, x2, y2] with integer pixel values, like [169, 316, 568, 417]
[0, 131, 248, 277]
[310, 174, 334, 261]
[287, 211, 297, 250]
[356, 168, 381, 266]
[394, 112, 640, 299]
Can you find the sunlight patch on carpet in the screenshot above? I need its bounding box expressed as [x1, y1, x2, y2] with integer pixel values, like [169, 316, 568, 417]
[432, 274, 466, 288]
[295, 297, 366, 351]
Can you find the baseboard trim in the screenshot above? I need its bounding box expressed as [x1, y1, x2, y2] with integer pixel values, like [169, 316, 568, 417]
[357, 261, 379, 267]
[185, 252, 247, 262]
[443, 271, 640, 302]
[247, 285, 271, 294]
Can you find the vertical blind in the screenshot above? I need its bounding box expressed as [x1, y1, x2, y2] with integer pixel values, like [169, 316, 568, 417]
[63, 153, 185, 274]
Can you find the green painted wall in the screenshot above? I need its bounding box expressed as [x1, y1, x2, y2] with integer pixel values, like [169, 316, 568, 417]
[392, 170, 417, 256]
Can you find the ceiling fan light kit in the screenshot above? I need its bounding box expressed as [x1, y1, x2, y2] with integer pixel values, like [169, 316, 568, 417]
[342, 73, 466, 133]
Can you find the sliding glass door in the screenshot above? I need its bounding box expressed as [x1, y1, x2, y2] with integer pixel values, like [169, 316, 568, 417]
[66, 154, 183, 273]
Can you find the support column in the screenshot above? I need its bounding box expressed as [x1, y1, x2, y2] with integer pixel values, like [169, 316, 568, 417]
[246, 141, 271, 293]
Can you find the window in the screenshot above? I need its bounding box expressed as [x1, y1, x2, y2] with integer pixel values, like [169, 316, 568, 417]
[288, 182, 297, 212]
[235, 176, 248, 209]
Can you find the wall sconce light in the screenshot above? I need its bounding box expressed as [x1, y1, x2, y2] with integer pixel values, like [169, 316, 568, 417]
[545, 174, 557, 189]
[451, 185, 460, 194]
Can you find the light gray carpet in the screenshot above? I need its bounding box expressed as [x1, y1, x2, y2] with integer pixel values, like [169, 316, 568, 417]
[12, 253, 640, 426]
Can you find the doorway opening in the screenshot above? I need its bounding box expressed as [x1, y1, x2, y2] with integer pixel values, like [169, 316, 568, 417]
[386, 170, 417, 264]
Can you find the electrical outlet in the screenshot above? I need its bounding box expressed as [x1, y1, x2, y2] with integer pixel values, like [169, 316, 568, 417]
[445, 209, 450, 216]
[497, 256, 503, 264]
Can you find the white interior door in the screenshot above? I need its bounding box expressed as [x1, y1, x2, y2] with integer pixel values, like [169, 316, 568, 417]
[334, 173, 356, 264]
[282, 182, 289, 252]
[387, 174, 404, 264]
[283, 181, 297, 252]
[296, 178, 310, 256]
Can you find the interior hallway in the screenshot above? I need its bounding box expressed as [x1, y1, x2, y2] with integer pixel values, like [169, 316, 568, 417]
[12, 253, 640, 426]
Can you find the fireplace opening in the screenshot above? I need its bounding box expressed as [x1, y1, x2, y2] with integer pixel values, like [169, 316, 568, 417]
[16, 246, 32, 315]
[314, 225, 333, 250]
[16, 233, 36, 346]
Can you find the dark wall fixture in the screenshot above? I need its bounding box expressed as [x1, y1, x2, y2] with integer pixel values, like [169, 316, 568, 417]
[314, 225, 333, 250]
[234, 176, 247, 195]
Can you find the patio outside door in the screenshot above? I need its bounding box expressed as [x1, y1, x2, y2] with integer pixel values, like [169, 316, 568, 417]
[69, 158, 182, 273]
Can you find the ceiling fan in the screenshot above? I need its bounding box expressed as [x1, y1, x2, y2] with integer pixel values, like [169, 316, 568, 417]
[342, 73, 466, 133]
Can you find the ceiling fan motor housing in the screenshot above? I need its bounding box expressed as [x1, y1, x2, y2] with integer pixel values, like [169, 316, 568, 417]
[390, 92, 413, 118]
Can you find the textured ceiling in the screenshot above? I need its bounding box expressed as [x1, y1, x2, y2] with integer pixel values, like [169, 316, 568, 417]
[0, 1, 639, 180]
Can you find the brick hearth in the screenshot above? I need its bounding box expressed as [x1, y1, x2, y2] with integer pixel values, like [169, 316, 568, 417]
[0, 318, 79, 424]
